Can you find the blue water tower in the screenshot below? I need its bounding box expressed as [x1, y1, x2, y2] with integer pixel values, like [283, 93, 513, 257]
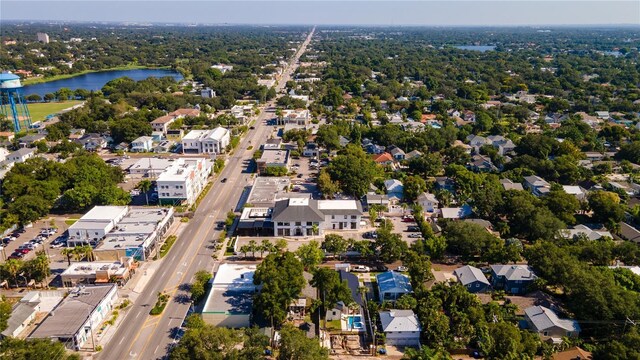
[0, 73, 32, 132]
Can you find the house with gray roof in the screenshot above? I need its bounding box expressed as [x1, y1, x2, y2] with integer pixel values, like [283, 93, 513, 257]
[523, 306, 580, 342]
[377, 271, 412, 301]
[29, 285, 118, 350]
[523, 175, 551, 196]
[379, 310, 421, 346]
[1, 302, 39, 338]
[271, 198, 363, 237]
[454, 265, 490, 293]
[500, 178, 524, 191]
[490, 265, 537, 294]
[559, 224, 612, 241]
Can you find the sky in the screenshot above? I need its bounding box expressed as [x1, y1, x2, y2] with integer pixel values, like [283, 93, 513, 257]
[1, 1, 639, 26]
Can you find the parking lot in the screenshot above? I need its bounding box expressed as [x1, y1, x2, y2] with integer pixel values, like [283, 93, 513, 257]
[1, 218, 74, 284]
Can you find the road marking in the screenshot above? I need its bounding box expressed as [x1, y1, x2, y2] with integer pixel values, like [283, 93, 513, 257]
[135, 311, 141, 319]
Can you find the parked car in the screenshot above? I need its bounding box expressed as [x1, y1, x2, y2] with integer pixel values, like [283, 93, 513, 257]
[371, 264, 388, 272]
[216, 222, 225, 230]
[402, 216, 415, 222]
[408, 233, 422, 238]
[8, 253, 24, 260]
[407, 226, 420, 232]
[397, 266, 408, 272]
[17, 248, 30, 254]
[50, 242, 65, 249]
[351, 265, 370, 273]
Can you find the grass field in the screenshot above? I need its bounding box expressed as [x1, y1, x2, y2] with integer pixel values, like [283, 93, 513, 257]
[27, 100, 83, 121]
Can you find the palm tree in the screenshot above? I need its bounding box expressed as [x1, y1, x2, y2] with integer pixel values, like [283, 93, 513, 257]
[33, 252, 51, 288]
[61, 247, 74, 266]
[2, 259, 22, 287]
[311, 224, 319, 240]
[137, 179, 153, 206]
[260, 239, 274, 258]
[239, 245, 250, 259]
[81, 245, 95, 262]
[248, 240, 258, 259]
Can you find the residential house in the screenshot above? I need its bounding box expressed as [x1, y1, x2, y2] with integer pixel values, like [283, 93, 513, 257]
[153, 140, 175, 153]
[373, 152, 395, 166]
[1, 299, 40, 338]
[303, 143, 319, 157]
[150, 115, 177, 134]
[75, 133, 108, 151]
[435, 177, 455, 193]
[364, 143, 386, 155]
[405, 150, 422, 160]
[338, 136, 350, 148]
[545, 113, 569, 124]
[595, 111, 610, 120]
[447, 109, 461, 118]
[468, 154, 497, 172]
[201, 88, 215, 98]
[18, 133, 46, 148]
[562, 185, 587, 201]
[488, 135, 516, 156]
[523, 306, 580, 342]
[523, 175, 551, 196]
[182, 127, 230, 154]
[416, 192, 439, 212]
[364, 194, 389, 210]
[384, 179, 404, 203]
[500, 178, 524, 191]
[467, 134, 489, 152]
[454, 265, 491, 293]
[4, 148, 36, 164]
[463, 110, 476, 123]
[378, 310, 421, 346]
[490, 265, 536, 294]
[440, 205, 473, 220]
[388, 146, 406, 161]
[210, 64, 233, 74]
[377, 271, 412, 301]
[326, 270, 364, 324]
[169, 108, 201, 118]
[130, 136, 154, 152]
[608, 181, 639, 197]
[156, 158, 213, 205]
[552, 347, 592, 360]
[559, 224, 612, 241]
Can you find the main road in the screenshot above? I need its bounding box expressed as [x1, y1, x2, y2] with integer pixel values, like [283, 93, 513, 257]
[100, 27, 315, 360]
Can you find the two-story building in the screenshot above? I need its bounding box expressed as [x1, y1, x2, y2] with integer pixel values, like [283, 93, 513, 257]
[271, 198, 363, 237]
[182, 127, 230, 155]
[130, 136, 154, 152]
[150, 115, 177, 134]
[454, 265, 491, 293]
[490, 264, 537, 294]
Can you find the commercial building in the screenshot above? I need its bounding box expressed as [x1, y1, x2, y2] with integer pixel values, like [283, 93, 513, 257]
[256, 149, 290, 175]
[60, 257, 135, 287]
[156, 158, 212, 205]
[29, 285, 118, 350]
[182, 127, 230, 154]
[211, 64, 233, 74]
[67, 206, 174, 261]
[97, 207, 174, 261]
[67, 206, 129, 246]
[127, 157, 175, 177]
[245, 177, 291, 207]
[272, 198, 363, 237]
[277, 109, 310, 126]
[201, 264, 257, 328]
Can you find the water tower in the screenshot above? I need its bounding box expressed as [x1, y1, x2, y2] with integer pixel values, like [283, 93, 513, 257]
[0, 73, 32, 132]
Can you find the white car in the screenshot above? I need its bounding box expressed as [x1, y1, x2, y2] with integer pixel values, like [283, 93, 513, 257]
[351, 265, 370, 273]
[397, 266, 408, 272]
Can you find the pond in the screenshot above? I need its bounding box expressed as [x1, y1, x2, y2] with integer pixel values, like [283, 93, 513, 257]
[454, 45, 497, 52]
[23, 68, 183, 97]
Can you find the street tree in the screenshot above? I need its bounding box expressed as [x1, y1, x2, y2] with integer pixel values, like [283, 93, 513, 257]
[296, 240, 324, 270]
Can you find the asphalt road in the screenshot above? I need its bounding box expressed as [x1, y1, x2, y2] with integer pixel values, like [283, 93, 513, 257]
[100, 26, 315, 360]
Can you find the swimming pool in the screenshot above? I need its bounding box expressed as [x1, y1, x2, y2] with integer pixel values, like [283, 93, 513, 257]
[347, 315, 364, 330]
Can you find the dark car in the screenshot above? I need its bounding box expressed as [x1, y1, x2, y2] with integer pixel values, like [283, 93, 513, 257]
[221, 178, 227, 183]
[216, 222, 225, 230]
[371, 264, 388, 272]
[8, 253, 23, 260]
[249, 126, 256, 130]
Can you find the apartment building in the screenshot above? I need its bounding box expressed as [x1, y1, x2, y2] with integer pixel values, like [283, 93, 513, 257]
[156, 158, 212, 205]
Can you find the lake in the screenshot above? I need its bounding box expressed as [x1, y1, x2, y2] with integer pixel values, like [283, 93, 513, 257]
[23, 68, 183, 97]
[454, 45, 497, 52]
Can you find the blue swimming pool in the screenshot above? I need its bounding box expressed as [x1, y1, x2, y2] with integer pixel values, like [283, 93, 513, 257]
[347, 315, 364, 330]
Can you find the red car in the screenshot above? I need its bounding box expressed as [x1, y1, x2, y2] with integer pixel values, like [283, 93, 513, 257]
[402, 216, 415, 223]
[17, 248, 30, 254]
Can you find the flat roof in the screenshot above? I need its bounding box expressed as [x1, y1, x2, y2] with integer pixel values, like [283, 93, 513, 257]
[29, 285, 116, 339]
[97, 207, 173, 251]
[78, 206, 128, 221]
[247, 177, 290, 206]
[317, 200, 359, 210]
[62, 261, 128, 276]
[203, 263, 257, 313]
[128, 158, 175, 172]
[259, 149, 289, 164]
[203, 289, 253, 314]
[156, 158, 210, 182]
[212, 263, 256, 288]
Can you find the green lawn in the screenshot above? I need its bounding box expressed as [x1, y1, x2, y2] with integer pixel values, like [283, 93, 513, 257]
[28, 101, 83, 121]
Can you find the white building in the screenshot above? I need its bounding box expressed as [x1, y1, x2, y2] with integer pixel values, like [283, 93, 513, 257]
[277, 109, 310, 126]
[130, 136, 154, 152]
[67, 206, 129, 246]
[271, 198, 363, 237]
[379, 310, 421, 346]
[36, 32, 49, 43]
[5, 148, 36, 164]
[29, 285, 118, 350]
[182, 127, 230, 154]
[416, 192, 439, 212]
[150, 115, 177, 134]
[201, 264, 257, 328]
[157, 158, 212, 205]
[211, 64, 234, 74]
